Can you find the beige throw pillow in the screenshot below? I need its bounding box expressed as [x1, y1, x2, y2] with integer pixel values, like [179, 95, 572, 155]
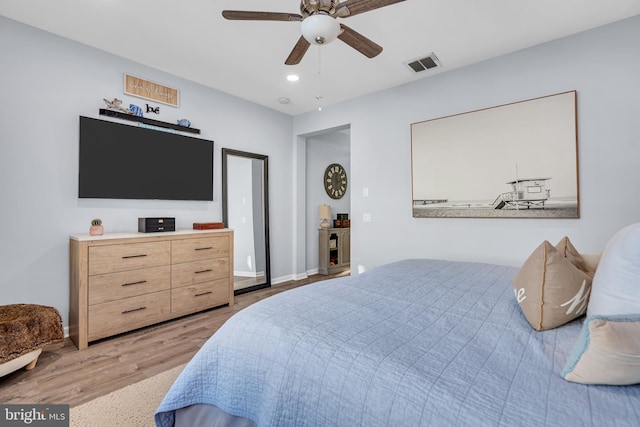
[562, 315, 640, 385]
[513, 239, 592, 331]
[555, 236, 594, 277]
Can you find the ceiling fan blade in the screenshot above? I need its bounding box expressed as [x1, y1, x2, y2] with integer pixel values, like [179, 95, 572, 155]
[285, 36, 311, 65]
[337, 24, 383, 58]
[333, 0, 405, 18]
[222, 10, 303, 21]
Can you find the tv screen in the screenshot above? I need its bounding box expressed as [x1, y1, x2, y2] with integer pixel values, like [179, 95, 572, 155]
[79, 116, 214, 201]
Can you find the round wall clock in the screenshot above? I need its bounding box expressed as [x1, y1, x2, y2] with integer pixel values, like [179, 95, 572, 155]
[324, 163, 347, 199]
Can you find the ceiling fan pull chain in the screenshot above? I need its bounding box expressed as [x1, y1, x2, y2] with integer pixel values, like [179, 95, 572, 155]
[317, 47, 324, 111]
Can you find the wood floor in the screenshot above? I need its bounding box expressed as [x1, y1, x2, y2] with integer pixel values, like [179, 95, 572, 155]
[0, 271, 349, 407]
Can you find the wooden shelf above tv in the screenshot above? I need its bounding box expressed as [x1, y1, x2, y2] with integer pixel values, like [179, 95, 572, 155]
[98, 109, 201, 134]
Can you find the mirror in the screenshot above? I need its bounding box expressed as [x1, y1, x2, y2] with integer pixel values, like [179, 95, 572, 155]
[222, 148, 271, 295]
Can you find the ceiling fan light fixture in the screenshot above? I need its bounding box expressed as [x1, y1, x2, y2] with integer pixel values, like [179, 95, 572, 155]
[301, 14, 340, 45]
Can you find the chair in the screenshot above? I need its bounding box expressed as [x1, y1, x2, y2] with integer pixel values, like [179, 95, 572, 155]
[0, 304, 64, 377]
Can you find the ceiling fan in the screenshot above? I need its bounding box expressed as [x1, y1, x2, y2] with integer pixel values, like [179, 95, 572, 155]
[222, 0, 406, 65]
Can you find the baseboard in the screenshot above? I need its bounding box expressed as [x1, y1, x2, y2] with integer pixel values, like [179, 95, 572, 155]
[271, 272, 308, 285]
[233, 270, 264, 278]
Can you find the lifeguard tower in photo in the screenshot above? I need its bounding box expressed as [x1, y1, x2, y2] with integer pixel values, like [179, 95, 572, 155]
[492, 177, 551, 209]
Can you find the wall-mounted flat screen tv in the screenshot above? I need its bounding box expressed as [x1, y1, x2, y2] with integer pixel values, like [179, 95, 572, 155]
[79, 116, 214, 201]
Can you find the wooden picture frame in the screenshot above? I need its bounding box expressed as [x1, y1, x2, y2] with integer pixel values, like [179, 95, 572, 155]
[124, 74, 179, 107]
[411, 91, 579, 219]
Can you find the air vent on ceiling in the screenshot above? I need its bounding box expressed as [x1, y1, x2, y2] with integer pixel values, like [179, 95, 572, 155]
[405, 53, 441, 73]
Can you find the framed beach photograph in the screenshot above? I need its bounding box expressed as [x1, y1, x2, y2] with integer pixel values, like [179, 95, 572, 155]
[411, 91, 579, 219]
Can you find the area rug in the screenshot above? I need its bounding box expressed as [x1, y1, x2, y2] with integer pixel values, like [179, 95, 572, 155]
[70, 363, 185, 427]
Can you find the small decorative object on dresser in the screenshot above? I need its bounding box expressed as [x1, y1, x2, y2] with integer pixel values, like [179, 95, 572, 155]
[89, 218, 103, 236]
[193, 222, 225, 230]
[177, 119, 191, 128]
[138, 217, 176, 233]
[334, 213, 349, 228]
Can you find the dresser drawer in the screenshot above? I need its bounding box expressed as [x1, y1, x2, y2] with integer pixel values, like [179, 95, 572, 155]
[88, 265, 171, 305]
[89, 241, 170, 275]
[172, 258, 229, 288]
[88, 290, 171, 341]
[171, 279, 229, 315]
[172, 236, 229, 264]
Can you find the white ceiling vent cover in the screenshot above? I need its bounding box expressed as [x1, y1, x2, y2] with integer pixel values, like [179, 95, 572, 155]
[405, 53, 441, 73]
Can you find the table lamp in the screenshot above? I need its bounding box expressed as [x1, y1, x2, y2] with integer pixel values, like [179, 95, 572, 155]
[319, 204, 331, 228]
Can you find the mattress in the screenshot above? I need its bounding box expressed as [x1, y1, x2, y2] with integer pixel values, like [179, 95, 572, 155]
[155, 259, 640, 426]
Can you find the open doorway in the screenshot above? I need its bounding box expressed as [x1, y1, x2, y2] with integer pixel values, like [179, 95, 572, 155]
[305, 127, 351, 276]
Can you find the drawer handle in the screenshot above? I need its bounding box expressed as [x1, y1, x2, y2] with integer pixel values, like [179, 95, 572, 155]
[195, 247, 213, 251]
[195, 269, 213, 274]
[195, 291, 213, 297]
[122, 280, 147, 287]
[122, 254, 148, 259]
[122, 306, 147, 314]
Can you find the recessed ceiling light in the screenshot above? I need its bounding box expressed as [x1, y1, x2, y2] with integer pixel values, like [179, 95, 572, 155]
[278, 97, 290, 104]
[286, 74, 300, 82]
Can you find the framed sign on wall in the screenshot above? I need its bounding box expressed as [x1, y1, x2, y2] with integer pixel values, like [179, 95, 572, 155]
[411, 90, 579, 219]
[124, 74, 179, 107]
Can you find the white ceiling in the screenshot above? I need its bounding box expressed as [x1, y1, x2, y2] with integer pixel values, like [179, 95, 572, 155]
[1, 1, 639, 115]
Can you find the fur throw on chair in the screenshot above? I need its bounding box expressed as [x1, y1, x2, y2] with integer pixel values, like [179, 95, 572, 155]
[0, 304, 64, 363]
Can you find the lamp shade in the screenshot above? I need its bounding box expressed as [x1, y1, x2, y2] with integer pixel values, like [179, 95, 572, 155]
[301, 14, 340, 45]
[319, 204, 331, 228]
[318, 204, 331, 219]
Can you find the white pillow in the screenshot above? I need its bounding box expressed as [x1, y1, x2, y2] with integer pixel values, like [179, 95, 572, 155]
[587, 223, 640, 316]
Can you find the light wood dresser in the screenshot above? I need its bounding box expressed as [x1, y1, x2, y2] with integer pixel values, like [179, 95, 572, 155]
[69, 229, 233, 349]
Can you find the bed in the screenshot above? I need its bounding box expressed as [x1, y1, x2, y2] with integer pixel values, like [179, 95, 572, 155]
[155, 258, 640, 427]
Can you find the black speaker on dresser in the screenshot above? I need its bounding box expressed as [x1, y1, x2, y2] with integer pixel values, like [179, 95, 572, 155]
[138, 217, 176, 233]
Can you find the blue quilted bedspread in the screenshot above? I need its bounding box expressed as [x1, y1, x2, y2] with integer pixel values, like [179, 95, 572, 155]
[155, 259, 640, 426]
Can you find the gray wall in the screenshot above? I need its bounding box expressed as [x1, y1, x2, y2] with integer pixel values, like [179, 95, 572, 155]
[293, 15, 640, 275]
[0, 16, 294, 328]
